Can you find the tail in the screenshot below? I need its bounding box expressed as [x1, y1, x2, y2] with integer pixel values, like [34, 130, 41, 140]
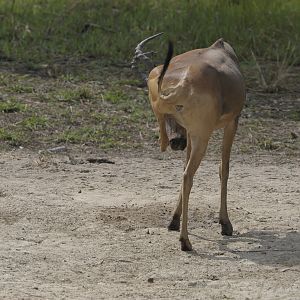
[157, 40, 174, 93]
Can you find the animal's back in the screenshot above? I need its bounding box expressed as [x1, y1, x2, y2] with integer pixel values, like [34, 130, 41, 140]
[150, 40, 244, 106]
[148, 39, 245, 132]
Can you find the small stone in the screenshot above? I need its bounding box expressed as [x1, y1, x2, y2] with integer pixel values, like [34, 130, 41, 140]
[281, 268, 290, 272]
[188, 281, 197, 287]
[47, 146, 67, 153]
[291, 132, 298, 139]
[147, 277, 154, 283]
[207, 275, 219, 281]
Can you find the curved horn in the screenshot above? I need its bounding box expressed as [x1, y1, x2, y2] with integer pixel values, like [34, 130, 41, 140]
[135, 32, 164, 55]
[131, 32, 164, 70]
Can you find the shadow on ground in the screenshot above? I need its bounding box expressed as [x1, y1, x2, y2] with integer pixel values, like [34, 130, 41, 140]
[191, 230, 300, 267]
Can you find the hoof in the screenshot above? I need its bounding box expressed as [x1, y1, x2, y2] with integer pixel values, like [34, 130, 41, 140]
[168, 215, 180, 231]
[170, 137, 187, 151]
[180, 238, 193, 251]
[220, 222, 233, 236]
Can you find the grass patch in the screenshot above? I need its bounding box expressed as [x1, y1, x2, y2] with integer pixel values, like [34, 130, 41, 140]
[19, 115, 49, 131]
[56, 126, 130, 149]
[103, 89, 131, 105]
[0, 128, 25, 146]
[53, 87, 95, 103]
[9, 84, 34, 93]
[0, 0, 298, 65]
[56, 127, 102, 144]
[0, 101, 26, 113]
[289, 110, 300, 121]
[257, 138, 280, 151]
[0, 65, 298, 155]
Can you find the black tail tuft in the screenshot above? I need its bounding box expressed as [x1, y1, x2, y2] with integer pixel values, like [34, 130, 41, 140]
[158, 40, 174, 93]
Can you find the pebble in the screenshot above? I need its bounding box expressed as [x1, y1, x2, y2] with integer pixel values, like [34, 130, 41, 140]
[188, 281, 197, 287]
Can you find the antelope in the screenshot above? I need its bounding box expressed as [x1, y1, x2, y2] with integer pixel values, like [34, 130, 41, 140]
[133, 34, 245, 251]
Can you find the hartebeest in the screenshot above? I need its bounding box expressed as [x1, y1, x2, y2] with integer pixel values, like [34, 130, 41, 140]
[134, 35, 245, 251]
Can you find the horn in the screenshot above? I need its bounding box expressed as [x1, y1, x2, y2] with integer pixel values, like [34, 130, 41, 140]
[134, 32, 164, 57]
[131, 32, 164, 82]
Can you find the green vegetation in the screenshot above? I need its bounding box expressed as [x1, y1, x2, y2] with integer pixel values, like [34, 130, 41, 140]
[0, 68, 156, 149]
[8, 84, 34, 94]
[53, 87, 95, 103]
[0, 0, 299, 64]
[104, 89, 130, 105]
[289, 110, 300, 121]
[20, 115, 49, 131]
[0, 128, 24, 146]
[0, 101, 26, 113]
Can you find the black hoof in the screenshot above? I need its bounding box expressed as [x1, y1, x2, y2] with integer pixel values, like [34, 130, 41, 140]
[170, 137, 187, 151]
[221, 222, 233, 236]
[180, 238, 193, 251]
[168, 215, 180, 231]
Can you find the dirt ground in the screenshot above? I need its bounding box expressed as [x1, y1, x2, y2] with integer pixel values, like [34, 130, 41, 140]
[0, 148, 299, 300]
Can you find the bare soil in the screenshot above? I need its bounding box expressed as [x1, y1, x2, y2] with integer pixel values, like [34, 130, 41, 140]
[0, 148, 299, 299]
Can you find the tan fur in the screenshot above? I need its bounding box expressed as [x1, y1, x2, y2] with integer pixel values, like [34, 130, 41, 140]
[147, 38, 246, 251]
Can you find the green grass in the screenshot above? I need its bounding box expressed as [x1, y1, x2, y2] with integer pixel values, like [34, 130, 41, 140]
[0, 101, 26, 113]
[56, 125, 140, 149]
[9, 84, 34, 93]
[103, 89, 130, 104]
[289, 110, 300, 121]
[0, 128, 25, 146]
[0, 67, 157, 150]
[53, 87, 95, 103]
[20, 115, 49, 131]
[0, 0, 299, 65]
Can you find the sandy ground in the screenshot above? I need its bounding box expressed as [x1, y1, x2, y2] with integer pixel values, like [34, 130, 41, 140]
[0, 149, 299, 299]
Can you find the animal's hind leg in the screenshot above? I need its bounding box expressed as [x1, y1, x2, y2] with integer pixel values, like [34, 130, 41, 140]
[180, 136, 208, 251]
[168, 134, 191, 231]
[219, 117, 239, 236]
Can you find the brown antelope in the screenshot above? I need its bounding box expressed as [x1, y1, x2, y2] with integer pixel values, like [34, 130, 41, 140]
[133, 35, 245, 251]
